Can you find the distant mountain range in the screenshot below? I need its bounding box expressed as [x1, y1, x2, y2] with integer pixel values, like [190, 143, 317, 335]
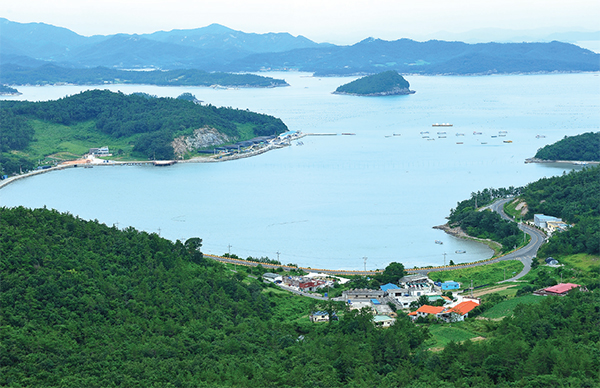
[1, 18, 599, 78]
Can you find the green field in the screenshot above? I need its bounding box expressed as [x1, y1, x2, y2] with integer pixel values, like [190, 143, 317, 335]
[480, 294, 544, 319]
[559, 253, 600, 272]
[426, 323, 480, 349]
[429, 260, 524, 288]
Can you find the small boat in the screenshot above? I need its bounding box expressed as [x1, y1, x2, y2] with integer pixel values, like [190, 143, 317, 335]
[499, 131, 508, 133]
[481, 142, 488, 144]
[393, 134, 401, 136]
[432, 123, 453, 127]
[437, 131, 446, 135]
[435, 240, 443, 244]
[491, 135, 497, 138]
[342, 133, 356, 135]
[536, 135, 546, 138]
[456, 133, 465, 136]
[455, 250, 466, 254]
[422, 135, 430, 138]
[473, 131, 482, 135]
[498, 134, 506, 137]
[438, 135, 447, 138]
[503, 140, 513, 143]
[427, 138, 435, 141]
[420, 131, 429, 134]
[385, 135, 392, 138]
[456, 142, 463, 144]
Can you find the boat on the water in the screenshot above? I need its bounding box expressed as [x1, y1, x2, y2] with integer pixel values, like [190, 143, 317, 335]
[536, 135, 546, 138]
[342, 133, 356, 135]
[438, 135, 447, 138]
[456, 133, 465, 136]
[456, 142, 463, 144]
[420, 131, 429, 134]
[393, 134, 401, 136]
[455, 250, 466, 254]
[437, 131, 446, 135]
[435, 240, 443, 244]
[473, 131, 482, 135]
[432, 123, 453, 127]
[503, 140, 513, 143]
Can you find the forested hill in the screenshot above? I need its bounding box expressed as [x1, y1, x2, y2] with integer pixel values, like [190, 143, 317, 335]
[534, 132, 600, 161]
[0, 90, 288, 173]
[0, 64, 289, 88]
[333, 71, 415, 96]
[2, 206, 599, 386]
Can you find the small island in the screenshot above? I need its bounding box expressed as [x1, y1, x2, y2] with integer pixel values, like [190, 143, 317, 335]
[333, 70, 415, 96]
[527, 132, 600, 164]
[0, 84, 20, 96]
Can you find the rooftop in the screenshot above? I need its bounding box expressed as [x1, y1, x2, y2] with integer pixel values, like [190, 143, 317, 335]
[416, 305, 445, 315]
[448, 301, 479, 315]
[544, 283, 580, 294]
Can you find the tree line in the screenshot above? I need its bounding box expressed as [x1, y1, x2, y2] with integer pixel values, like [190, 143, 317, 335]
[0, 64, 289, 88]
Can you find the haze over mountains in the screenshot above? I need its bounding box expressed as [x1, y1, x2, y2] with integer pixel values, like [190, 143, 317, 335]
[1, 17, 598, 76]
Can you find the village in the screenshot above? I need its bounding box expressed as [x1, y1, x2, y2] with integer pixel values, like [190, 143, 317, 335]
[261, 270, 585, 328]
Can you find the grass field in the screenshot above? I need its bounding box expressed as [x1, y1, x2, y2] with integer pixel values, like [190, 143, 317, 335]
[480, 294, 544, 319]
[430, 260, 524, 288]
[559, 253, 600, 272]
[426, 323, 480, 349]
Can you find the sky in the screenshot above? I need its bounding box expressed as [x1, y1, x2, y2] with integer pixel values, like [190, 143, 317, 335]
[1, 0, 599, 44]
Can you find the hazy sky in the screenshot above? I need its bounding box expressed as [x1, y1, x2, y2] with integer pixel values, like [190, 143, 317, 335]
[2, 0, 598, 44]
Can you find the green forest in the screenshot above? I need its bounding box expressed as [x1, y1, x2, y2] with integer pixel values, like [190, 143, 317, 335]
[334, 71, 413, 95]
[0, 90, 288, 174]
[1, 206, 599, 387]
[0, 84, 20, 95]
[534, 132, 600, 161]
[0, 64, 289, 88]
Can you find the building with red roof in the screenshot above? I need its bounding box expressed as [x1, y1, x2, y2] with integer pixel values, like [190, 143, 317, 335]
[535, 283, 580, 296]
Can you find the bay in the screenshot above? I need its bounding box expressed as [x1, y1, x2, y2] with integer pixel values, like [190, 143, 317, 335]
[1, 72, 598, 270]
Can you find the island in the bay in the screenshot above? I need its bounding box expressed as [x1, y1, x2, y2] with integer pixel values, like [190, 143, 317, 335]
[529, 132, 600, 163]
[333, 70, 415, 96]
[0, 90, 289, 175]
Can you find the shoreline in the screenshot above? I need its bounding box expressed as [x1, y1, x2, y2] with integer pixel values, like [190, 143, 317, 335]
[433, 223, 503, 256]
[0, 132, 310, 191]
[524, 157, 600, 165]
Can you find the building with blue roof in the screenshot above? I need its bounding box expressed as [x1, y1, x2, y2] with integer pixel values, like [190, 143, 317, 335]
[441, 281, 460, 291]
[380, 283, 400, 292]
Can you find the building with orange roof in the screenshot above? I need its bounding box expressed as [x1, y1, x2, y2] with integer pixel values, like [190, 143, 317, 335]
[412, 305, 446, 320]
[439, 300, 480, 322]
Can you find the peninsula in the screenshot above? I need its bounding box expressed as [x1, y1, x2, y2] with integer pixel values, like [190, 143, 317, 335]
[333, 70, 415, 96]
[531, 132, 600, 162]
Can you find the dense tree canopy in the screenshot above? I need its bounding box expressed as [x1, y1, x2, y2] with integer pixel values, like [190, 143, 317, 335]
[334, 71, 412, 95]
[0, 90, 288, 171]
[534, 132, 600, 161]
[1, 206, 598, 387]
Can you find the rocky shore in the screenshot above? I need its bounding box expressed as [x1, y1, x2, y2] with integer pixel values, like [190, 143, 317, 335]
[433, 223, 502, 253]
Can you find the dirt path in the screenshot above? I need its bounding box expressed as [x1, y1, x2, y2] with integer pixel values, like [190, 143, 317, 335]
[472, 284, 515, 297]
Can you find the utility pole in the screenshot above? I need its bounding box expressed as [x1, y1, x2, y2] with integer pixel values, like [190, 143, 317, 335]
[276, 251, 280, 262]
[228, 244, 232, 256]
[470, 280, 474, 298]
[443, 252, 447, 266]
[363, 257, 368, 272]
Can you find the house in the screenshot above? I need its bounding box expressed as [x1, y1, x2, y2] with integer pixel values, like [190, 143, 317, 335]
[534, 283, 581, 296]
[262, 272, 282, 283]
[438, 300, 479, 322]
[310, 311, 338, 322]
[373, 315, 395, 328]
[413, 305, 446, 320]
[89, 146, 110, 156]
[534, 214, 564, 230]
[441, 281, 460, 291]
[342, 289, 384, 299]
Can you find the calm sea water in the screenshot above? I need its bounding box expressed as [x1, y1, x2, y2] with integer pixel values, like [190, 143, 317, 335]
[1, 72, 598, 270]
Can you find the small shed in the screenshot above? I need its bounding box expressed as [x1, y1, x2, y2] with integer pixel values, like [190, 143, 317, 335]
[441, 281, 460, 291]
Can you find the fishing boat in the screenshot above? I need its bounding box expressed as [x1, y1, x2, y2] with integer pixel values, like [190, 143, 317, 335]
[536, 135, 546, 138]
[393, 134, 401, 136]
[503, 140, 513, 143]
[455, 250, 466, 254]
[456, 142, 463, 144]
[437, 131, 447, 135]
[473, 131, 482, 135]
[420, 131, 429, 134]
[342, 133, 356, 135]
[438, 135, 447, 138]
[435, 240, 443, 244]
[456, 133, 465, 136]
[432, 123, 453, 127]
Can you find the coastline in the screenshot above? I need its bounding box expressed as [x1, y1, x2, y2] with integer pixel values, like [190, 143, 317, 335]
[433, 223, 503, 256]
[0, 132, 308, 191]
[524, 157, 600, 165]
[332, 87, 415, 97]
